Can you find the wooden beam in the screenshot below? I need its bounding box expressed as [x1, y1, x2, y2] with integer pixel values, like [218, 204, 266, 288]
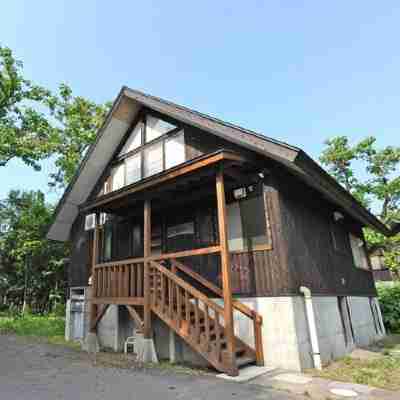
[94, 245, 221, 269]
[89, 214, 100, 333]
[90, 304, 109, 331]
[125, 305, 144, 333]
[216, 166, 238, 376]
[91, 297, 144, 305]
[143, 199, 151, 338]
[81, 151, 246, 212]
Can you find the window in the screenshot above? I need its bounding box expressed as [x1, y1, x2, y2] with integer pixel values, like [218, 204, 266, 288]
[167, 222, 195, 238]
[240, 195, 269, 248]
[103, 224, 112, 262]
[227, 183, 271, 251]
[119, 122, 142, 155]
[165, 132, 185, 169]
[146, 115, 176, 143]
[125, 153, 141, 185]
[107, 114, 185, 193]
[111, 164, 125, 191]
[349, 233, 369, 270]
[132, 224, 143, 257]
[143, 142, 163, 177]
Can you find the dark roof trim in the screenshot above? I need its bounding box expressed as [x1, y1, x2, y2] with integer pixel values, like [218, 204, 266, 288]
[123, 87, 300, 164]
[49, 88, 126, 229]
[48, 86, 392, 241]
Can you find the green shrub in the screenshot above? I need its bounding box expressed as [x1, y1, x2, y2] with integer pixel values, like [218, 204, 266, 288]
[377, 282, 400, 333]
[51, 303, 66, 317]
[0, 315, 65, 336]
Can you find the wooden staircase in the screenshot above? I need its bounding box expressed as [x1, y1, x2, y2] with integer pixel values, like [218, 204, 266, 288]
[149, 259, 263, 376]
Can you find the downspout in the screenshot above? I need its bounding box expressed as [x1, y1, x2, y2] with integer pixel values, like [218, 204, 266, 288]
[299, 286, 322, 370]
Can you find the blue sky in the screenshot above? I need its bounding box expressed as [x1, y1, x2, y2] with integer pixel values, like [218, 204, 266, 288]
[1, 1, 399, 204]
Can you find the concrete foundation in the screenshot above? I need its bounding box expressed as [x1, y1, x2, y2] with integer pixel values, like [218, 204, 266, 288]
[216, 295, 385, 371]
[73, 292, 385, 372]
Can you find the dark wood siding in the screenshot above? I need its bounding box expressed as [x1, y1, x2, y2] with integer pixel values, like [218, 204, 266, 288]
[276, 169, 376, 297]
[69, 215, 92, 287]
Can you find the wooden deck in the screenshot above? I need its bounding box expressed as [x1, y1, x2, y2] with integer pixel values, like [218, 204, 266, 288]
[89, 164, 264, 376]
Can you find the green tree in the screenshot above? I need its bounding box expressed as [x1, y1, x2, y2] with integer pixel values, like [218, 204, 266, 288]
[46, 84, 111, 188]
[320, 136, 400, 277]
[0, 190, 68, 312]
[0, 45, 55, 169]
[0, 45, 110, 188]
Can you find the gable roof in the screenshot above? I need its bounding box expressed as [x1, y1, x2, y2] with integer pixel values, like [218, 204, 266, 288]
[47, 87, 391, 241]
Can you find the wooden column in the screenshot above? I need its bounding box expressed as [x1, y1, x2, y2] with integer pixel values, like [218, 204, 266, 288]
[143, 199, 152, 338]
[215, 166, 238, 376]
[90, 213, 99, 333]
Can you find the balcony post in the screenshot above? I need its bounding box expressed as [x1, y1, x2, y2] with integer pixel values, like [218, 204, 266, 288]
[143, 199, 151, 338]
[90, 213, 99, 332]
[215, 165, 238, 376]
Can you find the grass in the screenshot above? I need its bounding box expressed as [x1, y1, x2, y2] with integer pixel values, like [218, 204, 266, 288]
[0, 314, 65, 336]
[308, 335, 400, 391]
[0, 314, 65, 338]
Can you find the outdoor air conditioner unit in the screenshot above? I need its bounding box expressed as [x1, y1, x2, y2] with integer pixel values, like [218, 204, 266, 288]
[84, 214, 96, 231]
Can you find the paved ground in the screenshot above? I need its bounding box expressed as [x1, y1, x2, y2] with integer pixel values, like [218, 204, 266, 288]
[0, 335, 303, 400]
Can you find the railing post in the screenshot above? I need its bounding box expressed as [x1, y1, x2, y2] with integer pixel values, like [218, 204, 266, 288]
[216, 165, 238, 376]
[253, 316, 264, 366]
[90, 213, 99, 333]
[143, 199, 152, 338]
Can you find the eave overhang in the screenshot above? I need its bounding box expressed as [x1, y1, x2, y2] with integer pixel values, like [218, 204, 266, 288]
[47, 86, 391, 242]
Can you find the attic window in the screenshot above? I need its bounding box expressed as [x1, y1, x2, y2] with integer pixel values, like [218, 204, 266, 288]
[119, 122, 142, 156]
[349, 233, 369, 270]
[145, 115, 176, 142]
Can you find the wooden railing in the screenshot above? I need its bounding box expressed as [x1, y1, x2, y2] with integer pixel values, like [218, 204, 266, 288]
[170, 259, 264, 366]
[93, 261, 144, 299]
[149, 260, 233, 372]
[93, 246, 220, 300]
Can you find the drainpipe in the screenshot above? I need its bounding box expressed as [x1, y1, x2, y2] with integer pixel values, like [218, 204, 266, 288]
[299, 286, 322, 370]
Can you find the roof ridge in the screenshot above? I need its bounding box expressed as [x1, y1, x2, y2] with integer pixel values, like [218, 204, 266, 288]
[124, 87, 300, 152]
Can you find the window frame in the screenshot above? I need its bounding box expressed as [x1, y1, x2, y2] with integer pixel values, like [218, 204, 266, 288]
[229, 183, 273, 253]
[107, 111, 185, 193]
[349, 232, 370, 270]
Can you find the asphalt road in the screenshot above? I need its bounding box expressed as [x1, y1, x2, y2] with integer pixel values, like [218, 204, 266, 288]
[0, 335, 303, 400]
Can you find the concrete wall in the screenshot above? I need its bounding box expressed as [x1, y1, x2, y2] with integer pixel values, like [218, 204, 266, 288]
[73, 293, 385, 371]
[215, 295, 385, 371]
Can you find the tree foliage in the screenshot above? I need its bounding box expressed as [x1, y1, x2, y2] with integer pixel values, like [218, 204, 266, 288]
[45, 84, 111, 188]
[320, 136, 400, 277]
[0, 45, 111, 188]
[0, 190, 68, 312]
[0, 45, 55, 170]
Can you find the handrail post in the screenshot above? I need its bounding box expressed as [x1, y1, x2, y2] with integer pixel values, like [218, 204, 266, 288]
[253, 317, 264, 366]
[216, 165, 238, 376]
[143, 199, 152, 338]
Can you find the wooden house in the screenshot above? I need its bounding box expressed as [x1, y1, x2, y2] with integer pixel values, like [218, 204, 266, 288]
[48, 88, 390, 375]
